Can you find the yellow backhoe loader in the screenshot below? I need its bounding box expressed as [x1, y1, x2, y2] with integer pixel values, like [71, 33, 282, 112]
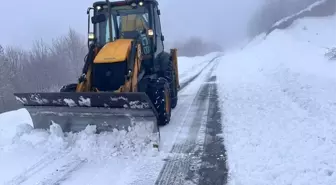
[14, 0, 180, 147]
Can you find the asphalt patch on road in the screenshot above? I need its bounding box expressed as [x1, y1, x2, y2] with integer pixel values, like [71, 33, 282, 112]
[155, 59, 228, 185]
[155, 76, 210, 185]
[198, 76, 228, 185]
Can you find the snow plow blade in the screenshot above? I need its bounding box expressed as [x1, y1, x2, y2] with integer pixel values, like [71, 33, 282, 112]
[13, 92, 159, 143]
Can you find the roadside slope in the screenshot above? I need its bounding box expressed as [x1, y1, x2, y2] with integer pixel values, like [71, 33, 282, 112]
[217, 13, 336, 185]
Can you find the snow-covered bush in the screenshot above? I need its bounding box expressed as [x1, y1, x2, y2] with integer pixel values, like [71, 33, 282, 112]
[325, 47, 336, 60]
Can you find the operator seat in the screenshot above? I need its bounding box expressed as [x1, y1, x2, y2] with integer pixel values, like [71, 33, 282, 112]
[119, 14, 149, 39]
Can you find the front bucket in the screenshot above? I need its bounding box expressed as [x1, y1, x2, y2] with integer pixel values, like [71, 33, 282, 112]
[13, 92, 159, 144]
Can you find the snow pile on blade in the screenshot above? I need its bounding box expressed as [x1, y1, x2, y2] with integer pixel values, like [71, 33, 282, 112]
[0, 108, 159, 160]
[0, 108, 160, 183]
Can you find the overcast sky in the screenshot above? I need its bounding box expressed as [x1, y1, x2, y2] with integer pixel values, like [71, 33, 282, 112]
[0, 0, 263, 49]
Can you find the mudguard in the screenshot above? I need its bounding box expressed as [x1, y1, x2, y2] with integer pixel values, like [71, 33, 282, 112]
[154, 51, 171, 73]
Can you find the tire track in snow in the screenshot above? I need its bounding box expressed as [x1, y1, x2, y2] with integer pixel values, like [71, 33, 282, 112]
[4, 149, 72, 185]
[34, 157, 87, 185]
[179, 55, 222, 90]
[155, 59, 227, 185]
[178, 56, 220, 80]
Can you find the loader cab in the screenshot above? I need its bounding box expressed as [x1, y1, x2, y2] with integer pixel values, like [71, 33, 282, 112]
[88, 0, 165, 58]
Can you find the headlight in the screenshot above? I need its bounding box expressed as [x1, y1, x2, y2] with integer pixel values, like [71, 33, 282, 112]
[88, 33, 95, 40]
[147, 29, 154, 36]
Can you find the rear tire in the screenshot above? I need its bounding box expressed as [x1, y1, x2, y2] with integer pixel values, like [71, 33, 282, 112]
[171, 68, 178, 109]
[165, 59, 178, 109]
[148, 78, 171, 126]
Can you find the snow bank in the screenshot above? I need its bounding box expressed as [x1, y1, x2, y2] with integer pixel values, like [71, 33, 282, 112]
[0, 108, 33, 146]
[217, 14, 336, 185]
[262, 15, 336, 79]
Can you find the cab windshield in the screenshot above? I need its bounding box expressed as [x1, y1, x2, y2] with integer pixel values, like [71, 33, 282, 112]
[95, 5, 150, 45]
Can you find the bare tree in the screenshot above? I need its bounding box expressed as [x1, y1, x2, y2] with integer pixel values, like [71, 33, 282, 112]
[0, 29, 88, 113]
[0, 45, 21, 111]
[174, 37, 223, 57]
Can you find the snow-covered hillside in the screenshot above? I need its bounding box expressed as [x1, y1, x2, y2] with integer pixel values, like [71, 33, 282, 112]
[217, 14, 336, 185]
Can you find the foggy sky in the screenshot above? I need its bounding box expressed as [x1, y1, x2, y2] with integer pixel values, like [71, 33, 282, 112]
[0, 0, 262, 49]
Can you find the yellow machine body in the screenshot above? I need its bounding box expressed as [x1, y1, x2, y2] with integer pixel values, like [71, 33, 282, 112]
[94, 39, 133, 64]
[76, 39, 143, 93]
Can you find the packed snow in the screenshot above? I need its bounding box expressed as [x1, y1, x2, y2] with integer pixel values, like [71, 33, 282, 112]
[217, 14, 336, 185]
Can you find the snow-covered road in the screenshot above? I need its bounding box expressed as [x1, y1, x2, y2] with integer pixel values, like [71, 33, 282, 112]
[0, 52, 228, 185]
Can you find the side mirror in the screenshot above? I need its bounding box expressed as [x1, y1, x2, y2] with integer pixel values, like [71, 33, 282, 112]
[91, 14, 106, 24]
[161, 35, 165, 41]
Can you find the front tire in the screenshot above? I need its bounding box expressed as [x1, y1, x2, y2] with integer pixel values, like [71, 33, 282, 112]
[148, 78, 171, 126]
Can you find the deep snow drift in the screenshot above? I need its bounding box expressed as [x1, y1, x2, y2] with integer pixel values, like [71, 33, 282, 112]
[216, 14, 336, 185]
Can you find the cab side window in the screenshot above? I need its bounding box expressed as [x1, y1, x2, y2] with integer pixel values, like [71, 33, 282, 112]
[153, 6, 164, 54]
